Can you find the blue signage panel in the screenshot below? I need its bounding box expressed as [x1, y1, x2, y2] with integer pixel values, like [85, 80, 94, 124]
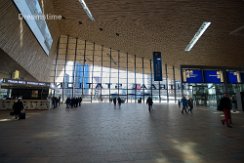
[182, 69, 203, 83]
[226, 71, 241, 84]
[153, 52, 162, 81]
[204, 70, 224, 83]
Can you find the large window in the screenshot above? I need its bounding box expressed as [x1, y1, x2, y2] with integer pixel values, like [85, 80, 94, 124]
[50, 35, 182, 103]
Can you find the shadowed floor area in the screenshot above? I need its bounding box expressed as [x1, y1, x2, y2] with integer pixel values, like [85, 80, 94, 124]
[0, 103, 244, 163]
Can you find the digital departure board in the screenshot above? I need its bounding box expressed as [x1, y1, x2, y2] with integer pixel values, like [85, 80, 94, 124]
[182, 69, 204, 83]
[226, 71, 241, 84]
[204, 70, 224, 83]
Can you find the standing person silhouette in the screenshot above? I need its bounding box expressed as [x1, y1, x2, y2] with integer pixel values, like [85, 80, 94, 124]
[113, 97, 117, 107]
[146, 96, 153, 112]
[188, 97, 194, 113]
[117, 97, 122, 108]
[218, 93, 232, 128]
[181, 96, 188, 114]
[12, 98, 24, 119]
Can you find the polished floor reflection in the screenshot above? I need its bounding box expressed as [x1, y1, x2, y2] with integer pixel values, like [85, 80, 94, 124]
[0, 103, 244, 163]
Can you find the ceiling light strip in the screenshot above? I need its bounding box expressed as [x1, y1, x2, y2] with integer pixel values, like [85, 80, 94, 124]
[79, 0, 95, 21]
[185, 22, 211, 52]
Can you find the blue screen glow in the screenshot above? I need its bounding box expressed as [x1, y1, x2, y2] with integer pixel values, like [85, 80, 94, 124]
[204, 70, 224, 83]
[182, 69, 203, 83]
[226, 71, 241, 84]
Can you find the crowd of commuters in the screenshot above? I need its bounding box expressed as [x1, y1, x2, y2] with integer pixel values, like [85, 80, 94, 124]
[65, 97, 83, 108]
[9, 93, 238, 126]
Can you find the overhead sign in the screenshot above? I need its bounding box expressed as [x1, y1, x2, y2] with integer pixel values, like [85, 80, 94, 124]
[182, 69, 203, 83]
[54, 82, 185, 90]
[153, 52, 162, 81]
[204, 70, 224, 83]
[226, 71, 241, 84]
[2, 78, 50, 87]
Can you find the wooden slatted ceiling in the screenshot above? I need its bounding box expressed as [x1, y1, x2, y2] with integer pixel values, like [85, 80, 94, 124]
[50, 0, 244, 68]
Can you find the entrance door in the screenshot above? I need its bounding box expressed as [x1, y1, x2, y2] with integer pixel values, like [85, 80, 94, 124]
[192, 85, 208, 107]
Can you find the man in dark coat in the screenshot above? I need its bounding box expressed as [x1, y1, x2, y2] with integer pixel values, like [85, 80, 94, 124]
[218, 94, 232, 128]
[188, 97, 194, 113]
[146, 97, 153, 112]
[113, 97, 117, 107]
[12, 99, 24, 119]
[117, 97, 122, 108]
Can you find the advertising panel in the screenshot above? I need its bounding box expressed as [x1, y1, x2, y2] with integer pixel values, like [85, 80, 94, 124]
[153, 52, 162, 81]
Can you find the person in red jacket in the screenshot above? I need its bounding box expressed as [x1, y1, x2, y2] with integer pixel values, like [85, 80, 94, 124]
[218, 93, 232, 128]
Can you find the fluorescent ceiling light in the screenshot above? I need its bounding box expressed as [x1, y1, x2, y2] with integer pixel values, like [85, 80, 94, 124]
[79, 0, 95, 21]
[185, 21, 211, 52]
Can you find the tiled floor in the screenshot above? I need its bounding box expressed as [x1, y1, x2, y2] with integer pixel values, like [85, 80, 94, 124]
[0, 103, 244, 163]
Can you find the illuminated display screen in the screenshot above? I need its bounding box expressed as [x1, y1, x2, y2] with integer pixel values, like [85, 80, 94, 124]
[13, 0, 53, 55]
[182, 69, 203, 83]
[204, 70, 224, 83]
[226, 71, 241, 84]
[2, 78, 50, 87]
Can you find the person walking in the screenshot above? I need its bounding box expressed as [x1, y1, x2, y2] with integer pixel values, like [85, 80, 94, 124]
[188, 97, 194, 113]
[117, 97, 122, 108]
[65, 97, 71, 108]
[218, 93, 232, 128]
[146, 96, 153, 112]
[12, 98, 24, 119]
[181, 96, 188, 114]
[113, 97, 117, 107]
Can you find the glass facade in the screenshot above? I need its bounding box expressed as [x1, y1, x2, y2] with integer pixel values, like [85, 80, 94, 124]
[50, 35, 183, 103]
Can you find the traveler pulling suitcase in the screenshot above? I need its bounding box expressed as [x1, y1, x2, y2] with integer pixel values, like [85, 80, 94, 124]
[19, 112, 26, 119]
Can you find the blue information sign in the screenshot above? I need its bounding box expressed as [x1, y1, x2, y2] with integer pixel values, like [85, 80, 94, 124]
[226, 71, 241, 84]
[153, 52, 162, 81]
[182, 69, 203, 83]
[204, 70, 224, 83]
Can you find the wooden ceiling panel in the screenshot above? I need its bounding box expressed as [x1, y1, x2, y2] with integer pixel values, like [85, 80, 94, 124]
[50, 0, 244, 68]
